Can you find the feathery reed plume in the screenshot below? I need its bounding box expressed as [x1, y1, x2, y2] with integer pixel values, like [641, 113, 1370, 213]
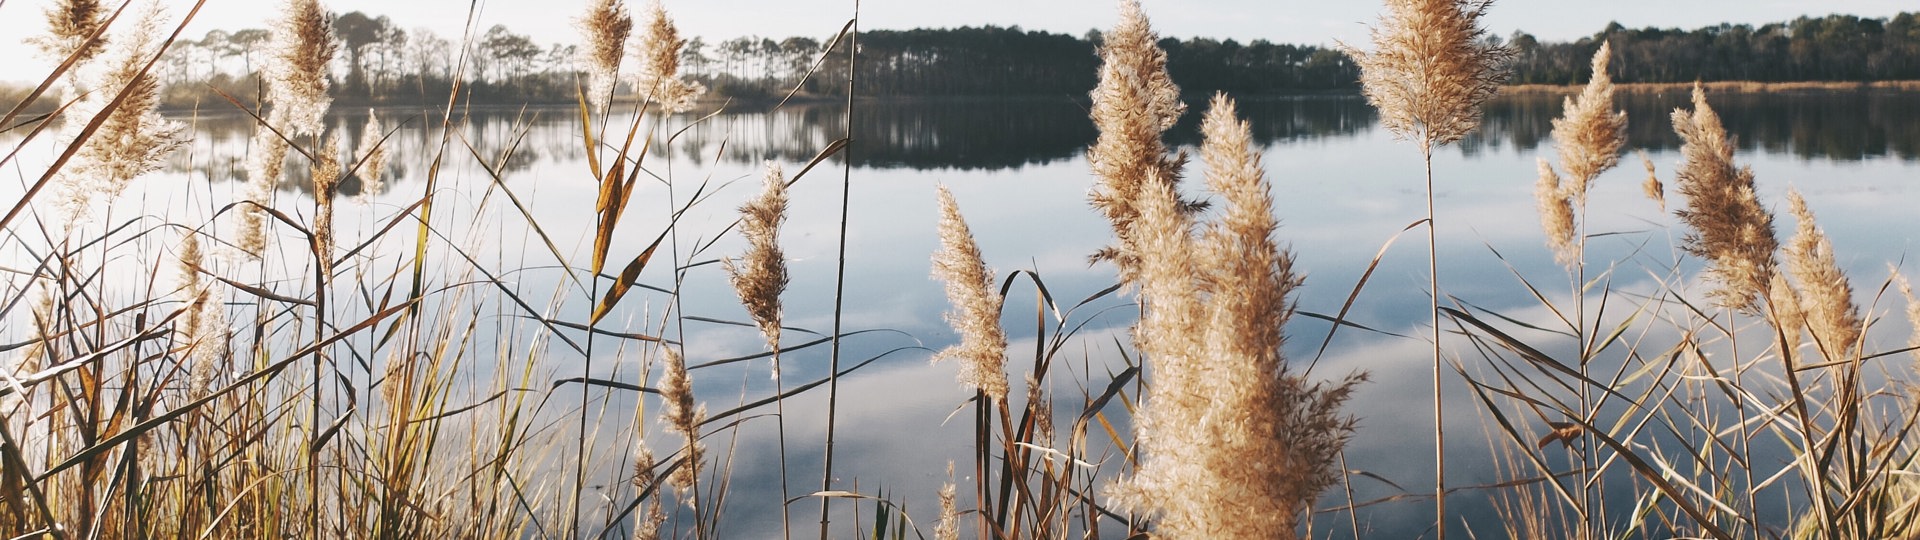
[17, 285, 56, 377]
[1024, 373, 1053, 444]
[1347, 0, 1513, 151]
[1640, 151, 1664, 211]
[1896, 273, 1920, 364]
[1086, 0, 1193, 277]
[29, 0, 109, 66]
[630, 444, 667, 540]
[934, 462, 959, 540]
[1533, 43, 1624, 268]
[355, 110, 389, 200]
[312, 132, 343, 274]
[1349, 4, 1511, 529]
[53, 2, 186, 221]
[1109, 96, 1363, 538]
[1550, 42, 1627, 202]
[930, 185, 1009, 402]
[578, 0, 633, 109]
[1782, 190, 1861, 358]
[267, 0, 336, 136]
[658, 347, 705, 497]
[629, 0, 704, 113]
[725, 162, 789, 356]
[1535, 159, 1578, 266]
[176, 234, 226, 395]
[237, 131, 289, 257]
[1770, 273, 1806, 351]
[1671, 84, 1777, 312]
[1193, 94, 1295, 353]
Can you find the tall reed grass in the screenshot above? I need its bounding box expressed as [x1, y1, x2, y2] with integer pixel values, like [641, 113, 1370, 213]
[4, 0, 1918, 539]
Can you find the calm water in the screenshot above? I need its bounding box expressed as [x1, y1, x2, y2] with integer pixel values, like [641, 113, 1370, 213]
[8, 90, 1920, 537]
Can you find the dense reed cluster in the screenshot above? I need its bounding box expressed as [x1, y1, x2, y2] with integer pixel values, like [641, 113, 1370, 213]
[1102, 94, 1364, 538]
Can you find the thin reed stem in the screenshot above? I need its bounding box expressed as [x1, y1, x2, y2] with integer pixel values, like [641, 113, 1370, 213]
[820, 3, 858, 538]
[1423, 148, 1446, 539]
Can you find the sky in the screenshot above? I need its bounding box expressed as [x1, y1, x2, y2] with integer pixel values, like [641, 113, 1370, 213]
[0, 0, 1913, 83]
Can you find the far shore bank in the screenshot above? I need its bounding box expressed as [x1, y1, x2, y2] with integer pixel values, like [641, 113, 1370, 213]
[1503, 80, 1920, 94]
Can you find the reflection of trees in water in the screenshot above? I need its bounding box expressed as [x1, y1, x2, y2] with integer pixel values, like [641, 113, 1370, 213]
[662, 97, 1375, 171]
[147, 92, 1915, 192]
[158, 99, 1375, 180]
[1470, 91, 1920, 161]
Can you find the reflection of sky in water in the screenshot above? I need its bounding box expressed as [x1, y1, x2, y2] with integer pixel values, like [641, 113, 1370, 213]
[5, 92, 1920, 537]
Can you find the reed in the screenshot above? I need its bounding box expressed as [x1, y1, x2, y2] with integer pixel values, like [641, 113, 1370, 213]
[578, 0, 634, 110]
[630, 0, 704, 113]
[725, 161, 793, 534]
[1103, 93, 1364, 539]
[1672, 84, 1777, 313]
[1086, 0, 1194, 279]
[1349, 1, 1512, 533]
[12, 0, 1920, 538]
[355, 110, 389, 200]
[931, 185, 1009, 402]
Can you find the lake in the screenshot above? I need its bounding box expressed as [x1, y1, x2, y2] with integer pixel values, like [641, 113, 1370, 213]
[7, 89, 1920, 537]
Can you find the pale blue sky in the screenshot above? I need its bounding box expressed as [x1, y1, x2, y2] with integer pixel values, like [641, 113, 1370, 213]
[0, 0, 1912, 83]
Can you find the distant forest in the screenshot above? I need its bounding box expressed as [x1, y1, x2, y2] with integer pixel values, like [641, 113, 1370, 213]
[140, 11, 1920, 107]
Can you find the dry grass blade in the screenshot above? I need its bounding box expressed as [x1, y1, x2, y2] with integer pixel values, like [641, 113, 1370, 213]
[773, 19, 856, 110]
[592, 160, 627, 275]
[591, 229, 667, 325]
[1309, 218, 1430, 370]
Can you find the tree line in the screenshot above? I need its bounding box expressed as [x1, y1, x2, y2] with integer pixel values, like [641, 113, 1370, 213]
[143, 11, 1920, 108]
[1510, 13, 1920, 84]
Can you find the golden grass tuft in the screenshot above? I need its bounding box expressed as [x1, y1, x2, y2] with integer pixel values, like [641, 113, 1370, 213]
[267, 0, 337, 136]
[630, 0, 704, 113]
[1549, 41, 1627, 204]
[1781, 190, 1861, 359]
[725, 162, 790, 353]
[312, 131, 343, 274]
[934, 462, 959, 540]
[1899, 273, 1920, 365]
[237, 129, 289, 257]
[578, 0, 633, 109]
[1107, 94, 1362, 539]
[1532, 42, 1626, 268]
[1671, 84, 1778, 313]
[29, 0, 109, 66]
[356, 110, 389, 200]
[658, 347, 706, 498]
[1086, 0, 1193, 278]
[1640, 150, 1664, 211]
[930, 185, 1009, 402]
[1348, 0, 1513, 152]
[1534, 159, 1577, 266]
[176, 233, 226, 396]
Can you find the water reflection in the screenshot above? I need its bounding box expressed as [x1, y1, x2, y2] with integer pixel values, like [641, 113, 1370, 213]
[140, 90, 1920, 191]
[1470, 89, 1920, 160]
[11, 89, 1920, 538]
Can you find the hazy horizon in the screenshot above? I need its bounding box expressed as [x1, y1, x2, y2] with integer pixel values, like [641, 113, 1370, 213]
[0, 0, 1913, 84]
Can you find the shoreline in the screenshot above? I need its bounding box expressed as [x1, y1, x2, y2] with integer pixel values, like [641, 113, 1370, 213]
[1502, 80, 1920, 94]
